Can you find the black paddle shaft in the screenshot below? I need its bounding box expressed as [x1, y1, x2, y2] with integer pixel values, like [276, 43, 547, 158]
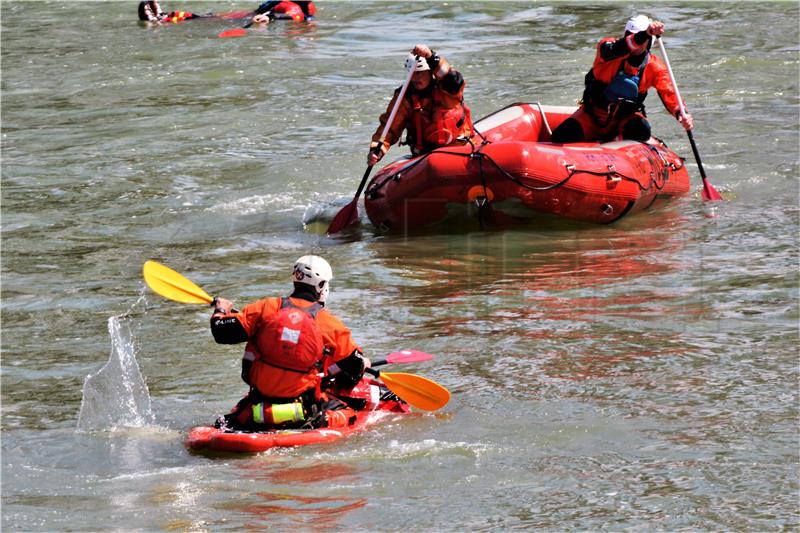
[686, 129, 709, 181]
[352, 165, 374, 203]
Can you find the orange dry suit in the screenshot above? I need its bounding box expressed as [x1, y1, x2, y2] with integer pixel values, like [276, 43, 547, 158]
[371, 53, 473, 156]
[584, 34, 682, 121]
[210, 291, 366, 430]
[552, 29, 685, 143]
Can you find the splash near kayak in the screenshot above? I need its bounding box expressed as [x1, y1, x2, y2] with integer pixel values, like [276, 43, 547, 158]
[186, 376, 411, 453]
[363, 102, 691, 231]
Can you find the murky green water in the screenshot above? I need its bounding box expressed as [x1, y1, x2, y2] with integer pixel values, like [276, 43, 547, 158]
[2, 1, 798, 531]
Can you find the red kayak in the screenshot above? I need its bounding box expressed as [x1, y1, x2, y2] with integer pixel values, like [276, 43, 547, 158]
[186, 377, 411, 453]
[363, 102, 691, 231]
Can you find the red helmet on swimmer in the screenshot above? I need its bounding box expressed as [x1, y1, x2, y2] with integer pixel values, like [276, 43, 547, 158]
[292, 255, 332, 303]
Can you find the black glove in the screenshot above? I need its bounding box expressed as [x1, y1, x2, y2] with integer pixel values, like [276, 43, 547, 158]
[330, 350, 367, 389]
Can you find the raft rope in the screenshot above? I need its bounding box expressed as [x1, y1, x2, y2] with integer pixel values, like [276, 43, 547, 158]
[366, 135, 685, 198]
[465, 135, 493, 229]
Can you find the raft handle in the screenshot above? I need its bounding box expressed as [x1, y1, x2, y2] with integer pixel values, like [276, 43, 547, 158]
[606, 165, 621, 184]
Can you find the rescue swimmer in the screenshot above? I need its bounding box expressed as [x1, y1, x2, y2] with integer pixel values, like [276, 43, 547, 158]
[137, 0, 204, 23]
[551, 15, 694, 144]
[368, 43, 474, 165]
[209, 255, 371, 431]
[249, 1, 316, 25]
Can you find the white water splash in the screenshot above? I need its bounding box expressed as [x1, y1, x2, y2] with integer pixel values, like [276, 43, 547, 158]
[77, 305, 155, 432]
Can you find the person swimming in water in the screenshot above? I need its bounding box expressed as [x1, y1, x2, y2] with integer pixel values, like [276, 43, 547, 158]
[249, 1, 316, 25]
[137, 0, 206, 24]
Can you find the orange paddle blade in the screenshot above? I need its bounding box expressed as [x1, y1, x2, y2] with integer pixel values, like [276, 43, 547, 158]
[378, 371, 450, 411]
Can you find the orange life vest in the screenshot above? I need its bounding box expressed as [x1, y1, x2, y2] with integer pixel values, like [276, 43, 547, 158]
[165, 11, 192, 23]
[248, 298, 325, 399]
[410, 92, 473, 152]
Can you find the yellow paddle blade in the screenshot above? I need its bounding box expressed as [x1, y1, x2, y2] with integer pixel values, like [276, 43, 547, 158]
[379, 371, 450, 411]
[142, 260, 214, 305]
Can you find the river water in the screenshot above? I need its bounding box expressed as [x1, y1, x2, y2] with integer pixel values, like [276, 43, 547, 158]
[2, 1, 798, 531]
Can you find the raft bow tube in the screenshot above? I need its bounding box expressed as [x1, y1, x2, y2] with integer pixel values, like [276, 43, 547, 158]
[363, 103, 690, 231]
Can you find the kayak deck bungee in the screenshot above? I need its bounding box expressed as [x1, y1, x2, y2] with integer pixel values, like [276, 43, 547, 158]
[363, 102, 691, 231]
[186, 378, 411, 454]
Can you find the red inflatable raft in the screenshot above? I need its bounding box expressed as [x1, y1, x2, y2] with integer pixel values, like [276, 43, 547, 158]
[363, 103, 690, 231]
[186, 377, 411, 454]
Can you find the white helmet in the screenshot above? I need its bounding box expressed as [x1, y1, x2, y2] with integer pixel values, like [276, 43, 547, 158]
[625, 15, 651, 34]
[318, 284, 329, 305]
[292, 255, 332, 300]
[405, 53, 429, 73]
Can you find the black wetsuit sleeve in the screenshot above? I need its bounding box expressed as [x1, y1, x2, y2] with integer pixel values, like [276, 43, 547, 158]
[330, 350, 367, 388]
[426, 52, 465, 96]
[439, 69, 464, 95]
[599, 30, 651, 61]
[255, 1, 281, 15]
[210, 315, 249, 344]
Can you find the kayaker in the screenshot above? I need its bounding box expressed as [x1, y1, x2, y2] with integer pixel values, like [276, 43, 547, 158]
[209, 255, 371, 431]
[367, 44, 474, 165]
[551, 15, 694, 144]
[137, 0, 202, 23]
[250, 0, 316, 25]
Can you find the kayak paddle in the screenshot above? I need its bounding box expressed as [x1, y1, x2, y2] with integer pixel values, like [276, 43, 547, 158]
[326, 56, 419, 235]
[143, 260, 215, 305]
[656, 37, 723, 202]
[371, 349, 434, 367]
[366, 368, 450, 411]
